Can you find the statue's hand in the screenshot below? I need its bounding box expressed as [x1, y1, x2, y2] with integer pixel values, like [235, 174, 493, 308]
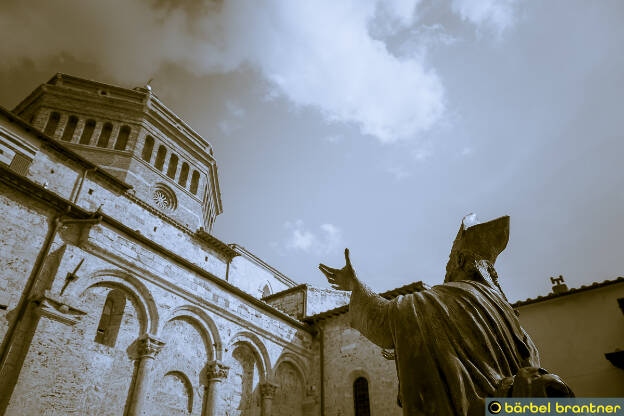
[319, 248, 356, 291]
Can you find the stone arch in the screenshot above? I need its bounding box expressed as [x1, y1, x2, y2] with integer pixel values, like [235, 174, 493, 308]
[272, 354, 307, 416]
[70, 269, 158, 335]
[272, 352, 308, 386]
[348, 369, 373, 416]
[348, 369, 373, 389]
[161, 305, 223, 361]
[227, 331, 271, 380]
[162, 370, 194, 414]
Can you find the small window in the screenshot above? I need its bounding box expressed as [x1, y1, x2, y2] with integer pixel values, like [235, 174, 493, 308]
[97, 123, 113, 148]
[178, 162, 189, 187]
[155, 145, 167, 170]
[190, 171, 200, 195]
[61, 116, 78, 142]
[114, 125, 130, 151]
[79, 119, 96, 145]
[166, 154, 178, 179]
[44, 112, 60, 137]
[94, 289, 126, 347]
[353, 377, 371, 416]
[142, 135, 154, 162]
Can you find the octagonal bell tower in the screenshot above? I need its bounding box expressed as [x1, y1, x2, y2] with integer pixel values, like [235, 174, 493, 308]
[13, 73, 222, 231]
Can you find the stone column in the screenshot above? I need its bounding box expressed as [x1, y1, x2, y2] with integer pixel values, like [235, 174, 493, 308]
[302, 384, 318, 416]
[126, 334, 165, 416]
[202, 360, 229, 416]
[302, 399, 316, 416]
[260, 382, 278, 416]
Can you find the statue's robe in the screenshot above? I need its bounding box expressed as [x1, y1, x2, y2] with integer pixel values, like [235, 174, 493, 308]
[350, 280, 539, 416]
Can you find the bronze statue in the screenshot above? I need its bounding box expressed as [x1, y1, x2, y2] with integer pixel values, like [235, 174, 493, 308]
[319, 215, 572, 416]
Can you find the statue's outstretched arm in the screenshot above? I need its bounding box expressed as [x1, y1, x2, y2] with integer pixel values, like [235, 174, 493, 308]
[319, 249, 394, 349]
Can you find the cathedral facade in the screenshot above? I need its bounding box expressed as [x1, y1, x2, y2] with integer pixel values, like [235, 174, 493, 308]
[0, 73, 324, 416]
[1, 74, 623, 416]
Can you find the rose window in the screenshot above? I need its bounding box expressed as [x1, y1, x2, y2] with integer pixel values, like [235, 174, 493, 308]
[152, 190, 170, 209]
[151, 184, 177, 212]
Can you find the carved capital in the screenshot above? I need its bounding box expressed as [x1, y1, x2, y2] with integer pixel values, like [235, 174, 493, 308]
[260, 382, 278, 399]
[136, 333, 165, 359]
[205, 360, 230, 381]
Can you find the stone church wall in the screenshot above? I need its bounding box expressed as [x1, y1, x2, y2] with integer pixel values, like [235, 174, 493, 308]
[1, 115, 291, 300]
[228, 256, 290, 301]
[0, 111, 316, 415]
[305, 287, 349, 317]
[319, 312, 401, 416]
[0, 185, 53, 340]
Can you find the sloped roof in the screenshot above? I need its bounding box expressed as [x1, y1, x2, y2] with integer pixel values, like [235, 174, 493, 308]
[304, 277, 624, 323]
[512, 276, 624, 307]
[304, 281, 427, 323]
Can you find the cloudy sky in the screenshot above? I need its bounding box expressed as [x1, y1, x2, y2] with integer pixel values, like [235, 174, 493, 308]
[1, 0, 623, 301]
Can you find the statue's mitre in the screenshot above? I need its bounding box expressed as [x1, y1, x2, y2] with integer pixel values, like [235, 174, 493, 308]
[451, 214, 510, 264]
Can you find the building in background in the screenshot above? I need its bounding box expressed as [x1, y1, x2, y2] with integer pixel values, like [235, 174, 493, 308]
[0, 74, 623, 416]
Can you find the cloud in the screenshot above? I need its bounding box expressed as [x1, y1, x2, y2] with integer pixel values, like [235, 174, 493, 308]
[412, 141, 434, 161]
[450, 0, 520, 36]
[225, 100, 246, 118]
[386, 165, 411, 180]
[0, 0, 444, 143]
[218, 100, 245, 135]
[0, 0, 521, 143]
[460, 146, 474, 156]
[323, 134, 344, 143]
[283, 220, 344, 255]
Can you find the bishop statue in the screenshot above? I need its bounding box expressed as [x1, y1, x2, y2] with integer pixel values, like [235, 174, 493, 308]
[319, 214, 573, 416]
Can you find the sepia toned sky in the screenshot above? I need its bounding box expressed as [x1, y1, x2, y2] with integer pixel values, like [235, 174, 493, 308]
[1, 0, 623, 301]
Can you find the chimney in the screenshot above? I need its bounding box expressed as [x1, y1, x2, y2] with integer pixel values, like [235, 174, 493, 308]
[550, 275, 569, 294]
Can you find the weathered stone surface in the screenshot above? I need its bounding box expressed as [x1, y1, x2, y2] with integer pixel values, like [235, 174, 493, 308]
[0, 77, 315, 416]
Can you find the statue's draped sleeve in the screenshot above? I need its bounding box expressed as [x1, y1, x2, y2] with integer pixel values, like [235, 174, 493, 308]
[348, 278, 540, 416]
[348, 280, 394, 349]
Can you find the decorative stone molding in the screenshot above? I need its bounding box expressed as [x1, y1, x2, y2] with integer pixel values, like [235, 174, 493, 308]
[259, 382, 278, 399]
[136, 333, 165, 359]
[205, 360, 230, 381]
[31, 290, 86, 326]
[151, 183, 177, 212]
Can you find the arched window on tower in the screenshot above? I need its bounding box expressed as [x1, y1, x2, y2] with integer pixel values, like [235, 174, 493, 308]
[114, 125, 130, 151]
[94, 289, 126, 347]
[61, 116, 78, 142]
[353, 377, 371, 416]
[44, 112, 60, 137]
[97, 122, 113, 148]
[155, 145, 167, 171]
[79, 119, 96, 145]
[190, 171, 200, 195]
[178, 162, 189, 187]
[167, 154, 178, 179]
[142, 135, 154, 162]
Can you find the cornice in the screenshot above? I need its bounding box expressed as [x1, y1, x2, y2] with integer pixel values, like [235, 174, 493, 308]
[0, 106, 132, 192]
[0, 164, 312, 334]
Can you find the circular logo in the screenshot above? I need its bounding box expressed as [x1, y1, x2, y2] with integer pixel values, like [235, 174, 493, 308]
[488, 401, 502, 414]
